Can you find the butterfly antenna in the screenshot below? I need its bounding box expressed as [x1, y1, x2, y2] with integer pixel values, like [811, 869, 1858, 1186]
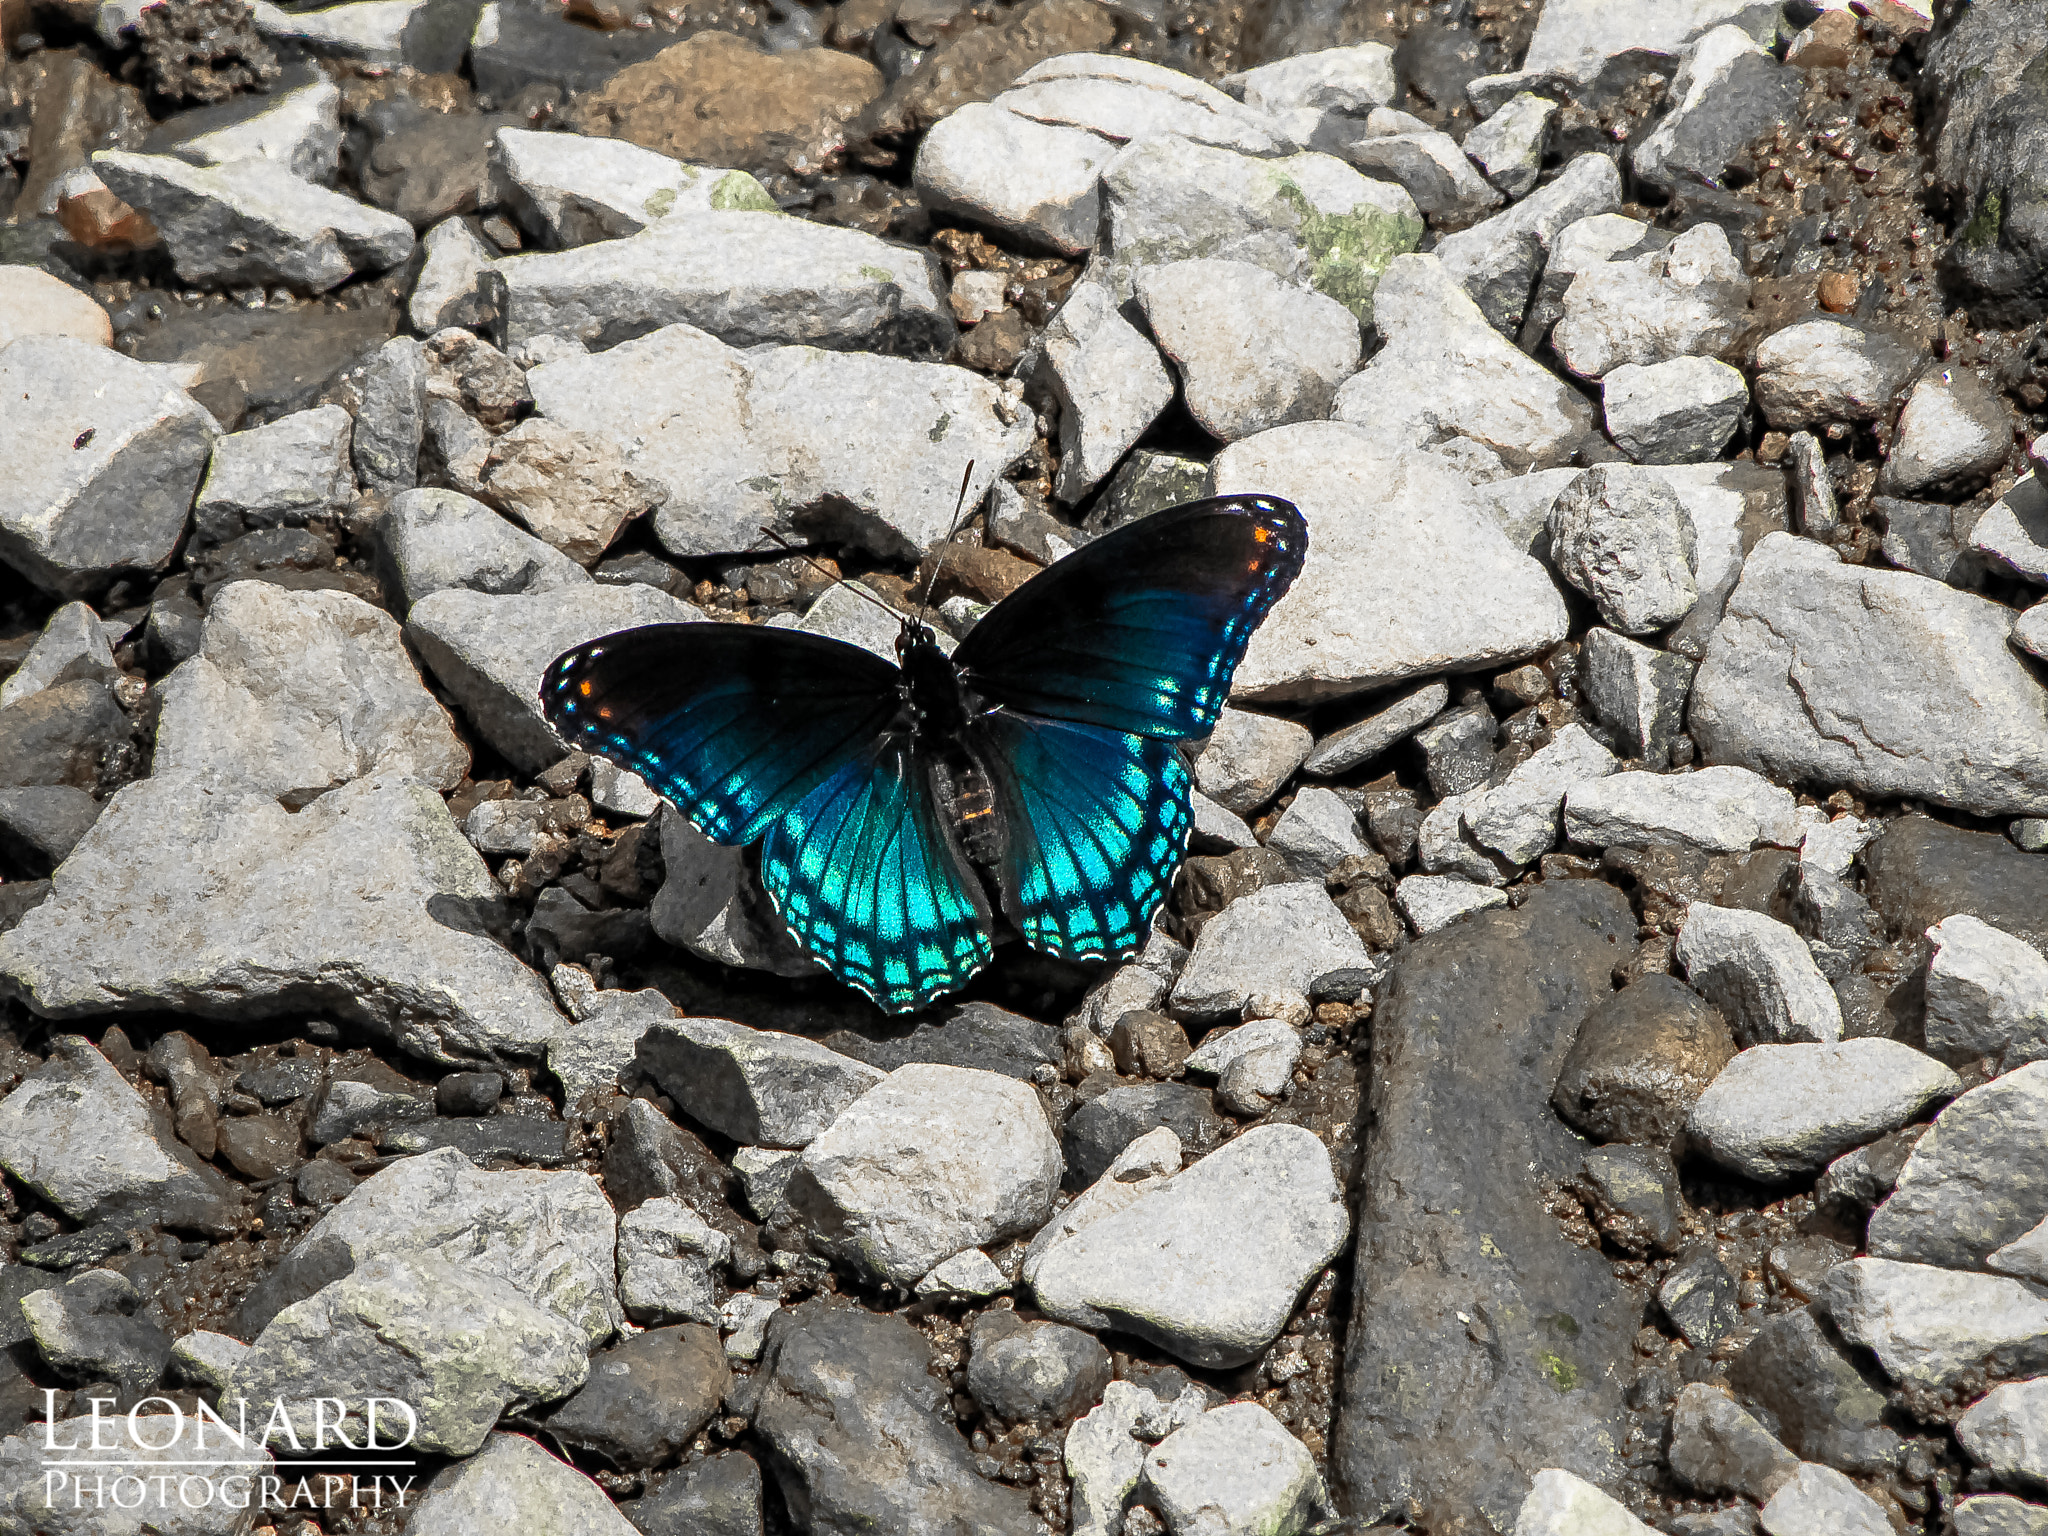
[755, 527, 902, 621]
[916, 460, 977, 630]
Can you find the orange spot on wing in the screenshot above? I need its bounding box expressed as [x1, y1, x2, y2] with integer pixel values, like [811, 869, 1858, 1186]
[578, 680, 593, 696]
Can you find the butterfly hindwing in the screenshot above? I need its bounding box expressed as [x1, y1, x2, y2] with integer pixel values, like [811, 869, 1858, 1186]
[540, 624, 901, 846]
[760, 736, 995, 1012]
[969, 710, 1191, 963]
[954, 495, 1307, 742]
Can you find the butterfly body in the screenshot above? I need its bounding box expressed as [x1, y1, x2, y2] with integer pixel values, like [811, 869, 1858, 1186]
[542, 495, 1306, 1013]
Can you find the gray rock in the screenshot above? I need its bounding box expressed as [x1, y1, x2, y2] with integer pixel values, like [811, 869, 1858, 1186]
[1416, 703, 1498, 798]
[167, 1328, 249, 1392]
[1461, 723, 1618, 866]
[1170, 881, 1368, 1018]
[623, 1451, 764, 1536]
[1752, 319, 1920, 430]
[1580, 627, 1693, 762]
[1094, 134, 1422, 322]
[1059, 1084, 1222, 1188]
[1192, 706, 1313, 815]
[1632, 27, 1803, 196]
[1302, 679, 1449, 776]
[914, 1247, 1007, 1300]
[1690, 534, 2048, 817]
[410, 215, 496, 334]
[1335, 882, 1639, 1528]
[0, 601, 117, 711]
[1145, 1401, 1325, 1535]
[1432, 152, 1623, 333]
[823, 1001, 1061, 1084]
[94, 150, 414, 293]
[1659, 1250, 1740, 1346]
[1604, 356, 1748, 465]
[1959, 1498, 2048, 1536]
[1397, 873, 1510, 932]
[1881, 366, 2011, 500]
[0, 786, 102, 870]
[1788, 865, 1882, 981]
[547, 1323, 729, 1472]
[617, 1195, 729, 1326]
[478, 418, 668, 565]
[1823, 1257, 2048, 1395]
[1332, 254, 1595, 467]
[1065, 1377, 1209, 1536]
[1668, 1383, 1800, 1500]
[733, 1147, 801, 1220]
[307, 1074, 430, 1146]
[1187, 1016, 1304, 1116]
[1578, 1143, 1683, 1255]
[1861, 815, 2048, 956]
[1789, 431, 1840, 538]
[1036, 283, 1174, 503]
[1512, 1469, 1660, 1536]
[0, 1409, 276, 1535]
[1553, 973, 1736, 1147]
[1551, 223, 1749, 381]
[748, 1299, 1037, 1535]
[1868, 1062, 2048, 1271]
[966, 1310, 1112, 1424]
[191, 404, 354, 540]
[406, 581, 701, 774]
[783, 1063, 1062, 1286]
[1973, 474, 2048, 585]
[350, 335, 425, 495]
[1676, 902, 1845, 1047]
[226, 1252, 588, 1456]
[1652, 461, 1794, 662]
[154, 581, 467, 802]
[1338, 124, 1504, 221]
[407, 1432, 638, 1536]
[913, 102, 1117, 257]
[647, 806, 821, 979]
[1564, 766, 1801, 856]
[1212, 422, 1570, 704]
[1267, 785, 1370, 878]
[1958, 1378, 2048, 1484]
[635, 1018, 883, 1148]
[1759, 1463, 1893, 1536]
[1548, 464, 1700, 634]
[547, 977, 677, 1110]
[488, 127, 771, 249]
[1512, 0, 1768, 75]
[499, 211, 952, 360]
[1463, 92, 1556, 199]
[0, 336, 217, 597]
[1922, 915, 2048, 1069]
[1873, 494, 1991, 587]
[1224, 43, 1398, 117]
[998, 54, 1283, 154]
[21, 1267, 171, 1391]
[1029, 1123, 1347, 1368]
[0, 773, 566, 1063]
[163, 73, 342, 182]
[1729, 1307, 1899, 1476]
[377, 486, 588, 613]
[525, 323, 1032, 561]
[1138, 259, 1361, 443]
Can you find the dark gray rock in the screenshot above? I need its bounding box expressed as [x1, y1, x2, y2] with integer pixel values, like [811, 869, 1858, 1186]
[965, 1311, 1112, 1425]
[350, 337, 426, 496]
[20, 1268, 170, 1393]
[376, 1115, 571, 1165]
[436, 1070, 504, 1116]
[0, 681, 129, 791]
[602, 1097, 764, 1280]
[1552, 973, 1737, 1148]
[1727, 1307, 1900, 1475]
[1787, 867, 1883, 982]
[1928, 12, 2048, 327]
[1333, 880, 1639, 1529]
[1659, 1250, 1740, 1347]
[743, 1298, 1038, 1536]
[1633, 36, 1802, 196]
[0, 786, 102, 872]
[1415, 703, 1496, 799]
[355, 96, 518, 230]
[1061, 1083, 1224, 1190]
[1871, 496, 1990, 587]
[1574, 1144, 1683, 1256]
[823, 1002, 1060, 1083]
[1862, 816, 2048, 954]
[1667, 1381, 1800, 1501]
[544, 1323, 729, 1471]
[622, 1452, 764, 1536]
[468, 0, 678, 100]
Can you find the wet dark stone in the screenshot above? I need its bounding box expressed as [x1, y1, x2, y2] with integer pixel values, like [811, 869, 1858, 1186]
[215, 1111, 302, 1180]
[544, 1323, 730, 1471]
[0, 882, 53, 935]
[468, 0, 680, 100]
[1552, 973, 1736, 1148]
[1414, 702, 1496, 798]
[1060, 1082, 1222, 1190]
[0, 785, 100, 873]
[621, 1451, 765, 1536]
[1334, 880, 1639, 1531]
[186, 526, 335, 589]
[127, 291, 405, 420]
[1659, 1250, 1740, 1347]
[966, 1310, 1111, 1424]
[236, 1056, 324, 1106]
[1709, 847, 1796, 918]
[1727, 1307, 1901, 1475]
[1575, 1144, 1684, 1256]
[375, 1114, 570, 1165]
[435, 1070, 504, 1116]
[1635, 49, 1803, 196]
[604, 1097, 767, 1281]
[823, 1001, 1059, 1082]
[292, 1159, 358, 1207]
[144, 589, 203, 671]
[1863, 815, 2048, 953]
[354, 96, 521, 229]
[22, 1269, 170, 1393]
[0, 680, 128, 791]
[741, 1298, 1038, 1536]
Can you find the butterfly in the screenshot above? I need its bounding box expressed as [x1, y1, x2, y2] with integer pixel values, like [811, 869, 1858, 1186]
[539, 494, 1307, 1013]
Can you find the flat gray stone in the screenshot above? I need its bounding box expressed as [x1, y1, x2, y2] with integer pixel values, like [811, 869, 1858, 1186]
[547, 976, 677, 1110]
[783, 1063, 1063, 1285]
[1564, 765, 1800, 854]
[0, 1410, 275, 1535]
[488, 127, 774, 249]
[1462, 723, 1618, 865]
[1676, 900, 1844, 1046]
[408, 1431, 638, 1536]
[913, 103, 1117, 256]
[1396, 873, 1509, 932]
[410, 215, 496, 334]
[1687, 1041, 1960, 1180]
[1303, 679, 1449, 776]
[1433, 153, 1622, 333]
[647, 806, 822, 978]
[1882, 366, 2011, 500]
[1690, 534, 2048, 817]
[1030, 1123, 1347, 1368]
[1214, 421, 1570, 704]
[1868, 1062, 2048, 1271]
[1667, 1382, 1800, 1500]
[1580, 627, 1693, 762]
[1267, 785, 1370, 878]
[192, 404, 354, 539]
[0, 774, 568, 1065]
[1464, 91, 1556, 199]
[498, 210, 953, 360]
[94, 149, 414, 293]
[1958, 1379, 2048, 1484]
[377, 487, 589, 613]
[406, 581, 701, 775]
[154, 581, 467, 803]
[1169, 881, 1368, 1018]
[635, 1018, 883, 1148]
[1923, 915, 2048, 1069]
[1191, 706, 1312, 815]
[1604, 356, 1748, 465]
[1973, 475, 2048, 585]
[1519, 0, 1768, 73]
[1551, 223, 1750, 381]
[1513, 1470, 1659, 1536]
[616, 1195, 729, 1325]
[0, 335, 217, 596]
[167, 74, 342, 181]
[1753, 318, 1920, 430]
[1958, 1497, 2048, 1536]
[1145, 1402, 1324, 1535]
[1224, 42, 1398, 116]
[0, 601, 117, 711]
[1760, 1463, 1892, 1536]
[1822, 1258, 2048, 1395]
[1000, 54, 1284, 154]
[1037, 282, 1174, 503]
[525, 323, 1033, 561]
[1338, 125, 1504, 221]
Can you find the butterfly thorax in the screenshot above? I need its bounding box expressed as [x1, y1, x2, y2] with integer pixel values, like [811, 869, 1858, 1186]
[896, 621, 1004, 867]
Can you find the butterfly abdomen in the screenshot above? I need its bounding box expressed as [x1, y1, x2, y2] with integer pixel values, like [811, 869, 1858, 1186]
[932, 747, 1005, 866]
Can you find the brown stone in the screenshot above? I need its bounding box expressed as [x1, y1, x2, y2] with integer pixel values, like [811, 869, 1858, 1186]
[1108, 1010, 1191, 1080]
[849, 0, 1116, 147]
[949, 305, 1029, 374]
[916, 538, 1039, 602]
[568, 31, 883, 177]
[56, 179, 158, 250]
[1817, 271, 1860, 314]
[216, 1111, 304, 1180]
[0, 268, 114, 349]
[1551, 972, 1737, 1147]
[1786, 8, 1857, 70]
[18, 51, 149, 219]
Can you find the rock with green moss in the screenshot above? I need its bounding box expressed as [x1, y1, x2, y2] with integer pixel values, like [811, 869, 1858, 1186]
[487, 127, 776, 250]
[1097, 135, 1422, 323]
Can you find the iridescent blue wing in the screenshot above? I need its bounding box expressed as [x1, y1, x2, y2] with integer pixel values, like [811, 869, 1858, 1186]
[968, 710, 1191, 963]
[761, 736, 994, 1013]
[954, 495, 1306, 742]
[540, 624, 900, 846]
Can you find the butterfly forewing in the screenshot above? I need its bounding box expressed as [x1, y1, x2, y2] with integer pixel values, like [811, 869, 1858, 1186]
[540, 624, 902, 847]
[954, 495, 1307, 742]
